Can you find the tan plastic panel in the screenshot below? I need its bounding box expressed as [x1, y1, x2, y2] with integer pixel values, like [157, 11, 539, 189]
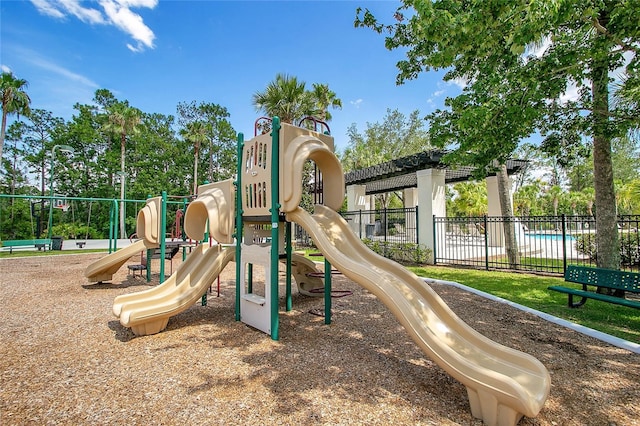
[137, 196, 162, 247]
[279, 123, 345, 212]
[287, 205, 550, 426]
[113, 245, 235, 336]
[184, 179, 235, 244]
[84, 240, 147, 283]
[241, 133, 273, 217]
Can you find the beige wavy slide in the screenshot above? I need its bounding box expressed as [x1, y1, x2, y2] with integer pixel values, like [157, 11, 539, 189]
[85, 197, 162, 283]
[287, 205, 551, 426]
[113, 244, 235, 336]
[84, 240, 148, 283]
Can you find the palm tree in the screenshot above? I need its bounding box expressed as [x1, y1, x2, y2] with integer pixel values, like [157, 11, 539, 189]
[180, 121, 208, 195]
[582, 188, 596, 216]
[102, 104, 141, 238]
[310, 83, 342, 122]
[1, 71, 31, 160]
[252, 73, 314, 124]
[546, 185, 564, 216]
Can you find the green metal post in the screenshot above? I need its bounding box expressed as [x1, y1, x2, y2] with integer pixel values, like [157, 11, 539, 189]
[248, 264, 253, 293]
[146, 194, 152, 282]
[182, 196, 189, 262]
[235, 133, 244, 321]
[182, 197, 188, 241]
[110, 199, 119, 253]
[270, 117, 281, 340]
[146, 248, 152, 282]
[324, 258, 332, 324]
[286, 221, 292, 311]
[561, 214, 567, 274]
[159, 191, 167, 283]
[108, 201, 115, 253]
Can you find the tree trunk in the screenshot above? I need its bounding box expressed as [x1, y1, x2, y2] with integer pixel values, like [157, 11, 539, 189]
[592, 18, 620, 273]
[497, 164, 520, 269]
[0, 110, 7, 161]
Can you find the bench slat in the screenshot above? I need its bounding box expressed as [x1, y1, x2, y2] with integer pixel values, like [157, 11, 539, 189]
[2, 239, 51, 247]
[564, 265, 640, 294]
[548, 285, 640, 309]
[549, 266, 640, 309]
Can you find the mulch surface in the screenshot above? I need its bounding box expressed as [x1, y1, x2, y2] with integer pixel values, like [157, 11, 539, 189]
[1, 254, 638, 425]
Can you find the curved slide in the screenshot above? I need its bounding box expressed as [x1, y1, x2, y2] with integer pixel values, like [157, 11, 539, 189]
[85, 240, 149, 283]
[289, 253, 324, 296]
[287, 205, 550, 426]
[113, 244, 235, 336]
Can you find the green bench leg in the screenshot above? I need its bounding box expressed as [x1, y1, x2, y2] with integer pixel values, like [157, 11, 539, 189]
[568, 293, 588, 308]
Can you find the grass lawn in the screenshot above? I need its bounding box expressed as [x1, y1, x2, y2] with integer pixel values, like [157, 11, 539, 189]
[0, 249, 107, 258]
[410, 265, 640, 344]
[296, 249, 639, 345]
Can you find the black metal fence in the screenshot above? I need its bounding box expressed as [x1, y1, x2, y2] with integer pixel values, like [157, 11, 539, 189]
[293, 207, 425, 263]
[434, 215, 640, 274]
[293, 208, 640, 275]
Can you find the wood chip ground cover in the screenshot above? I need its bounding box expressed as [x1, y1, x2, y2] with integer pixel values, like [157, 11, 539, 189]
[1, 254, 638, 425]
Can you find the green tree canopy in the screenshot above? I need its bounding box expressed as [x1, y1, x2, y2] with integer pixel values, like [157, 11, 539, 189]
[340, 108, 430, 172]
[356, 1, 640, 269]
[1, 71, 31, 161]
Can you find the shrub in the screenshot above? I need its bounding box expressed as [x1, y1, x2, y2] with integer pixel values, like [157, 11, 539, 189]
[362, 239, 432, 265]
[575, 231, 640, 267]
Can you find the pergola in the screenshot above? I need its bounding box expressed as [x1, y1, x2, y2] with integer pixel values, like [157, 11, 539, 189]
[342, 149, 527, 262]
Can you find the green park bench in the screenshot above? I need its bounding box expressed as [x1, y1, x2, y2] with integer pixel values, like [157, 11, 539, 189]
[0, 239, 52, 254]
[548, 265, 640, 309]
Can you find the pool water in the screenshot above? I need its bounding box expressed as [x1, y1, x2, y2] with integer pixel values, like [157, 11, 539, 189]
[529, 233, 575, 241]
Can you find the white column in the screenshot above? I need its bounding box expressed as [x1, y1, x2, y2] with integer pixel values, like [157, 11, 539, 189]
[416, 169, 446, 263]
[404, 188, 418, 241]
[346, 184, 369, 236]
[404, 188, 418, 208]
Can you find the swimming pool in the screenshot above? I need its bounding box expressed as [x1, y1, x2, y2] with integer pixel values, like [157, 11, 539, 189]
[528, 233, 576, 241]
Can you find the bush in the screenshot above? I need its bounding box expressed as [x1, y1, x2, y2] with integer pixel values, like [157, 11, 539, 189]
[575, 232, 640, 267]
[46, 224, 100, 240]
[362, 239, 432, 265]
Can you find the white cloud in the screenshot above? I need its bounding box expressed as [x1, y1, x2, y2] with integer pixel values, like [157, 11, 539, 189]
[30, 0, 66, 18]
[559, 81, 580, 104]
[432, 89, 445, 97]
[350, 99, 363, 108]
[30, 0, 157, 52]
[449, 77, 468, 89]
[100, 0, 156, 51]
[60, 0, 105, 24]
[1, 65, 12, 73]
[18, 47, 99, 89]
[527, 36, 552, 59]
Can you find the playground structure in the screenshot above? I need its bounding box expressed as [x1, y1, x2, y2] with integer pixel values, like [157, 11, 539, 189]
[85, 197, 163, 282]
[85, 118, 550, 426]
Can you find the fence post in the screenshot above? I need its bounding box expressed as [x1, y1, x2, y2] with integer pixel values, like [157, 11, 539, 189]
[415, 206, 419, 246]
[383, 207, 388, 243]
[359, 209, 362, 239]
[562, 214, 567, 274]
[432, 214, 437, 265]
[484, 215, 489, 271]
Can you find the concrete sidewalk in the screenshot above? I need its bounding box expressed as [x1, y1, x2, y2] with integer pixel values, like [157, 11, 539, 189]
[60, 239, 135, 251]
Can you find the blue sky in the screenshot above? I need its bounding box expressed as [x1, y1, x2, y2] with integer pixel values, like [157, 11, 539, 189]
[1, 0, 461, 153]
